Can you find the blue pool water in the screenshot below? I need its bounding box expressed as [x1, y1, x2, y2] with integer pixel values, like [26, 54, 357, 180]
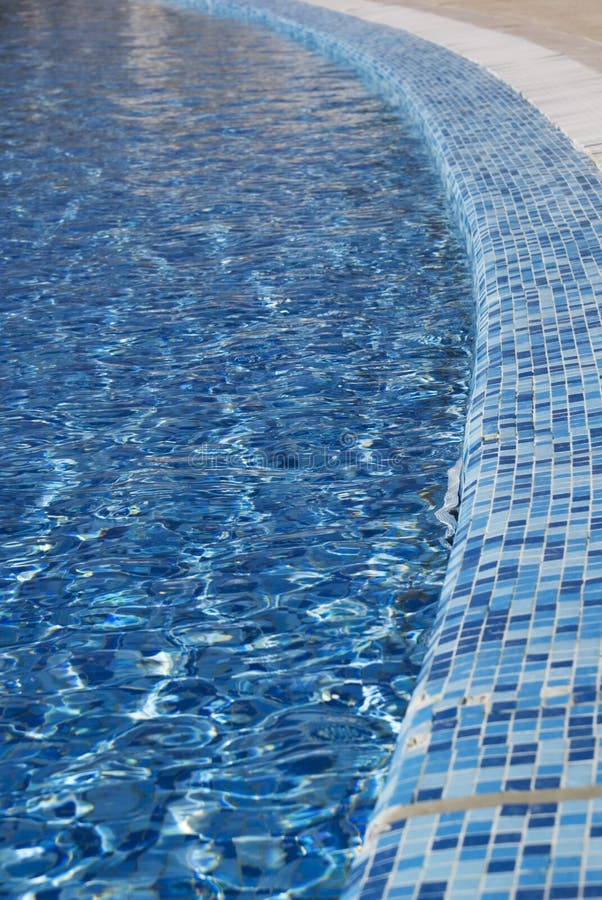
[1, 0, 473, 894]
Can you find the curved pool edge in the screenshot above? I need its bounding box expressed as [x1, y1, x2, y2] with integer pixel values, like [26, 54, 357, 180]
[159, 0, 602, 894]
[302, 0, 602, 172]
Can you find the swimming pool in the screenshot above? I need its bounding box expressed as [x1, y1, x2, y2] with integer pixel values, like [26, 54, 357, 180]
[1, 0, 473, 894]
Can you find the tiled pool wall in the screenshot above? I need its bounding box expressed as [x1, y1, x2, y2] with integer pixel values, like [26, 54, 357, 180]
[164, 0, 602, 894]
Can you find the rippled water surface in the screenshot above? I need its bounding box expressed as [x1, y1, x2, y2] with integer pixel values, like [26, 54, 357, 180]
[1, 0, 473, 895]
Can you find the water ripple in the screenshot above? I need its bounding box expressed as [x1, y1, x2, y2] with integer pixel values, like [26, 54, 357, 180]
[1, 0, 472, 895]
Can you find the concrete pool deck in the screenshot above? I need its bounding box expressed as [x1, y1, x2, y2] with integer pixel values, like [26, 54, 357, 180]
[170, 0, 601, 894]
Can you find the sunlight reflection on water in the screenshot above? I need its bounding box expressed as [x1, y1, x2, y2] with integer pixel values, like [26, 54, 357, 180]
[0, 0, 472, 894]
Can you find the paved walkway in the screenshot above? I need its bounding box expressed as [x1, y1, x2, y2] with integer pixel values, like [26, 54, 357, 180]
[304, 0, 602, 168]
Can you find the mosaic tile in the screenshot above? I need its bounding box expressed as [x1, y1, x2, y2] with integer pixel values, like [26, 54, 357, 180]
[167, 0, 602, 893]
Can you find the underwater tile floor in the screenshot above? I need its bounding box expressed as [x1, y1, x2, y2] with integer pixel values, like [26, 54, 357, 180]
[173, 0, 602, 894]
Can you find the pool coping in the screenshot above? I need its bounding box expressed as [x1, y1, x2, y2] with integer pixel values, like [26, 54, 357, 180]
[165, 0, 602, 894]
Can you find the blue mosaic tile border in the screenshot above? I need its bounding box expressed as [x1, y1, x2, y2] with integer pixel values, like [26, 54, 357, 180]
[162, 0, 602, 894]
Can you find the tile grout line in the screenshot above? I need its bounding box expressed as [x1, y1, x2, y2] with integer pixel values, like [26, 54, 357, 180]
[364, 784, 602, 846]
